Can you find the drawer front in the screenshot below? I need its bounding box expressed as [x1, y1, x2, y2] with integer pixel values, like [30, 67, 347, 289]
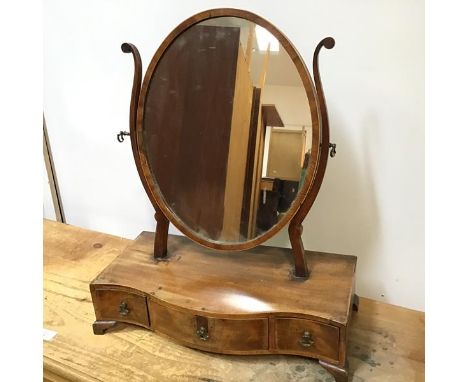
[149, 301, 268, 352]
[93, 288, 149, 327]
[275, 318, 339, 360]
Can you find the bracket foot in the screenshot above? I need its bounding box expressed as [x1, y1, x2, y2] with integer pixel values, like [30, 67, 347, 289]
[93, 320, 118, 335]
[319, 360, 349, 382]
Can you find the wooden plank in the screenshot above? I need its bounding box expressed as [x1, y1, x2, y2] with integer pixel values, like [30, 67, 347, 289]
[240, 87, 262, 239]
[222, 41, 254, 241]
[248, 46, 271, 238]
[143, 25, 240, 240]
[43, 116, 65, 222]
[261, 105, 284, 127]
[44, 220, 424, 382]
[245, 23, 254, 68]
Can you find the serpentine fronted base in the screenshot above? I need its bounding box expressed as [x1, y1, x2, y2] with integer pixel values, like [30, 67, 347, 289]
[90, 232, 357, 381]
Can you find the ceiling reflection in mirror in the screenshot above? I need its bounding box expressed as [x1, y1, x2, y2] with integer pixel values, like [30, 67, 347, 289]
[142, 16, 313, 243]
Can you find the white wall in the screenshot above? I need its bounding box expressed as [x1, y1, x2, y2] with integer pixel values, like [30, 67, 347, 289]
[44, 0, 424, 311]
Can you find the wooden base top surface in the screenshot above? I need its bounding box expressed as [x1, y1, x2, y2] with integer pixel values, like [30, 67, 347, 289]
[92, 232, 356, 325]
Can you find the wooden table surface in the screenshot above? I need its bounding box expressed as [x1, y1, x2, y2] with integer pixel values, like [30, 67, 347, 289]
[43, 220, 424, 382]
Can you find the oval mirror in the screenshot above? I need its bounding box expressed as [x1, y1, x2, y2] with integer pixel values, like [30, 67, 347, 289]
[137, 10, 320, 249]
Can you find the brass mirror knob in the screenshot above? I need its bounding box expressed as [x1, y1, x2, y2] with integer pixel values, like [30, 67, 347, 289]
[119, 301, 129, 316]
[196, 326, 209, 341]
[299, 330, 314, 348]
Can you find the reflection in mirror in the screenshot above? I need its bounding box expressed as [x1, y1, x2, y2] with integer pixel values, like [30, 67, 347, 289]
[143, 17, 312, 243]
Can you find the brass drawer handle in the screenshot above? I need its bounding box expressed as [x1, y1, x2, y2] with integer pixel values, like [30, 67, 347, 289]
[299, 331, 314, 348]
[119, 301, 130, 316]
[196, 326, 209, 341]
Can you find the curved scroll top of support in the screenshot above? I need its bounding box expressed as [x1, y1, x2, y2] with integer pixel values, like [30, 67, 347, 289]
[120, 42, 142, 140]
[313, 37, 335, 135]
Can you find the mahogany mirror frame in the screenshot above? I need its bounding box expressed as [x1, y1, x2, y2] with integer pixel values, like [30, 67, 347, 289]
[122, 8, 334, 278]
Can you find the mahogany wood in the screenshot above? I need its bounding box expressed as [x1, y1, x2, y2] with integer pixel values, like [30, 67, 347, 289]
[319, 360, 349, 382]
[112, 9, 350, 382]
[154, 209, 169, 258]
[121, 11, 336, 279]
[149, 301, 269, 353]
[133, 8, 322, 251]
[120, 43, 141, 151]
[289, 223, 308, 277]
[143, 25, 240, 240]
[288, 37, 335, 278]
[275, 318, 340, 360]
[92, 232, 356, 321]
[121, 42, 170, 257]
[91, 231, 357, 380]
[44, 220, 424, 381]
[92, 320, 117, 335]
[92, 288, 150, 327]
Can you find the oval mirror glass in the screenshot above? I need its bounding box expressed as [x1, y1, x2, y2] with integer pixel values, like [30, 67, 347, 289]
[140, 15, 318, 246]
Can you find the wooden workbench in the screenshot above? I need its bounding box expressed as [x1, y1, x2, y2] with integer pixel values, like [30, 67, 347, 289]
[43, 220, 424, 381]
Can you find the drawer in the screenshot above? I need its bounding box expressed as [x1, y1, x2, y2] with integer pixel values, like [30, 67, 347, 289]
[92, 288, 149, 327]
[149, 301, 268, 352]
[275, 318, 339, 360]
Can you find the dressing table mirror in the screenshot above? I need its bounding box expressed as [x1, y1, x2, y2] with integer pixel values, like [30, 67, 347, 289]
[91, 9, 358, 382]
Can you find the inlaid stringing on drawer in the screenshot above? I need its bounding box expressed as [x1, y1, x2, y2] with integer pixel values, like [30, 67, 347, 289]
[148, 300, 269, 351]
[93, 288, 149, 327]
[275, 317, 340, 360]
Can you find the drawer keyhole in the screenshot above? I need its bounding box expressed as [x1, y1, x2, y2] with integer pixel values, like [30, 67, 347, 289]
[119, 301, 130, 316]
[299, 331, 314, 348]
[196, 326, 209, 341]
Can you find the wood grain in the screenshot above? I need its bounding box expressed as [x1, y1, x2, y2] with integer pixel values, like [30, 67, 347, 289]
[43, 116, 65, 222]
[222, 40, 254, 241]
[90, 230, 357, 372]
[287, 37, 336, 278]
[240, 87, 262, 239]
[143, 24, 240, 241]
[44, 220, 424, 382]
[275, 318, 340, 360]
[120, 42, 170, 259]
[248, 45, 270, 239]
[149, 301, 269, 353]
[134, 8, 322, 251]
[92, 231, 356, 324]
[93, 288, 149, 327]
